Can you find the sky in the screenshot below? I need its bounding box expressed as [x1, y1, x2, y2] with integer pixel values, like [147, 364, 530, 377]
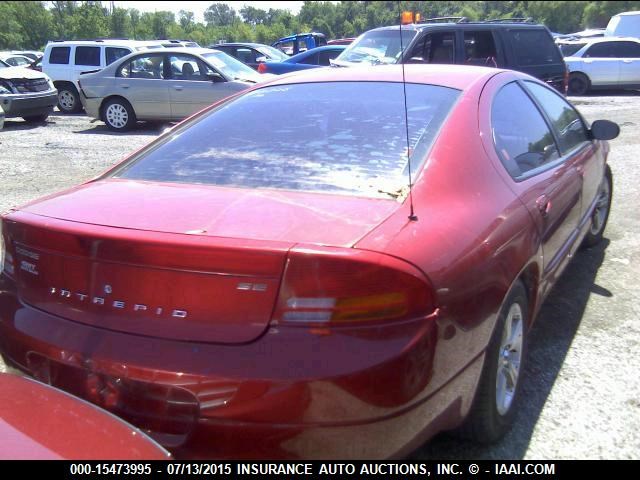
[112, 1, 306, 23]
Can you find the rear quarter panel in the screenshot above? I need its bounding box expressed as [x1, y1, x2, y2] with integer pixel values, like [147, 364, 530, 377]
[356, 72, 541, 395]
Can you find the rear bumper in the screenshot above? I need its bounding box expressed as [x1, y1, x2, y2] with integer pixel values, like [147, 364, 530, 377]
[0, 90, 57, 118]
[79, 92, 101, 120]
[0, 275, 482, 459]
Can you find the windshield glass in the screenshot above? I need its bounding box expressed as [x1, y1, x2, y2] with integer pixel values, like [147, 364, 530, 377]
[202, 51, 260, 81]
[337, 29, 417, 64]
[559, 43, 586, 57]
[113, 82, 460, 198]
[258, 45, 289, 61]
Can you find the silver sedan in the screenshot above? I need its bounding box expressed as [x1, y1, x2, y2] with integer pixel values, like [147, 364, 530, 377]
[78, 48, 272, 131]
[562, 37, 640, 95]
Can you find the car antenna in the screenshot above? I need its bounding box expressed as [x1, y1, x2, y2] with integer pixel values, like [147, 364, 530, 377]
[398, 3, 418, 221]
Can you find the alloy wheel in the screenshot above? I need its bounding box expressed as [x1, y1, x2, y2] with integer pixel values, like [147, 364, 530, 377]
[496, 303, 524, 416]
[105, 103, 129, 130]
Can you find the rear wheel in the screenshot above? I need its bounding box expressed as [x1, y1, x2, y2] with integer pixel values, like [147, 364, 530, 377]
[461, 280, 528, 443]
[568, 72, 590, 96]
[102, 98, 136, 131]
[582, 165, 612, 248]
[57, 85, 82, 113]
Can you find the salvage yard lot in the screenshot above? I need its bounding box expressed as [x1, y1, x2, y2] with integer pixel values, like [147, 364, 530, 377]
[1, 94, 639, 459]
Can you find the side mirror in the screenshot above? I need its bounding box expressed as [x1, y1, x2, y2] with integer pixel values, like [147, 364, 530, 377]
[255, 56, 267, 63]
[207, 72, 225, 83]
[590, 119, 620, 140]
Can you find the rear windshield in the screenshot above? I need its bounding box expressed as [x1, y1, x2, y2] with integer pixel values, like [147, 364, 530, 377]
[507, 29, 563, 65]
[113, 82, 460, 198]
[337, 29, 417, 64]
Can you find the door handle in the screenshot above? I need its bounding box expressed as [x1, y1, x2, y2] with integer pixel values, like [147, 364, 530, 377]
[120, 84, 129, 89]
[622, 59, 632, 63]
[174, 86, 184, 91]
[536, 195, 552, 217]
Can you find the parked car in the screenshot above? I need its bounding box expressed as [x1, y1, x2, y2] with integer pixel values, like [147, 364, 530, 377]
[333, 19, 569, 93]
[9, 50, 44, 62]
[211, 42, 289, 70]
[0, 53, 34, 67]
[272, 32, 328, 56]
[327, 37, 356, 45]
[563, 37, 640, 94]
[78, 48, 270, 131]
[605, 10, 640, 38]
[554, 28, 606, 42]
[42, 39, 165, 113]
[0, 373, 171, 459]
[257, 45, 346, 74]
[0, 65, 618, 459]
[0, 59, 58, 123]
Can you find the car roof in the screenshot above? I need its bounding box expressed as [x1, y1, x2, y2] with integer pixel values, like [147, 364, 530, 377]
[265, 64, 503, 91]
[369, 22, 548, 32]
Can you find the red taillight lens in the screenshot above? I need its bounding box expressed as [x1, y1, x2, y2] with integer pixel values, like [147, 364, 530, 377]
[257, 63, 267, 73]
[272, 247, 435, 327]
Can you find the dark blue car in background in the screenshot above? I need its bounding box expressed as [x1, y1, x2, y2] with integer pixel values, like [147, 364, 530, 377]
[257, 45, 346, 74]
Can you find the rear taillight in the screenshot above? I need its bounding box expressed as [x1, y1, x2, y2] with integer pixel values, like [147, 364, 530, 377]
[257, 63, 267, 74]
[272, 247, 435, 327]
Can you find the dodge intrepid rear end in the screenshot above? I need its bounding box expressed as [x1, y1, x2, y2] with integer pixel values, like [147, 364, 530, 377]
[0, 65, 618, 458]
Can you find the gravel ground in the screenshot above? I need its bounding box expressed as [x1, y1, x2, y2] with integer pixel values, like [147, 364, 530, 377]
[1, 96, 639, 459]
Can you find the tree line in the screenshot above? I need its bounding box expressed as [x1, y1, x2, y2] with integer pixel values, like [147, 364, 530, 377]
[1, 1, 640, 51]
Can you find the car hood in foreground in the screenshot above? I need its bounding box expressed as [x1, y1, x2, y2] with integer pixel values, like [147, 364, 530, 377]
[0, 373, 171, 459]
[19, 179, 400, 247]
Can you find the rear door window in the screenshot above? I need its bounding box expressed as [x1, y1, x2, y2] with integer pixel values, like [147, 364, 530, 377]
[611, 41, 640, 58]
[464, 31, 499, 66]
[507, 29, 562, 65]
[492, 82, 559, 178]
[118, 54, 165, 79]
[74, 46, 101, 66]
[49, 46, 71, 64]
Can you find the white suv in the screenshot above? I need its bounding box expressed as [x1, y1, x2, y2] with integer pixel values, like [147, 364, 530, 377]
[42, 39, 163, 113]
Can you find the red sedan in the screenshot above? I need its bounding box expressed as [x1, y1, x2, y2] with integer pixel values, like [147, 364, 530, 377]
[0, 65, 618, 459]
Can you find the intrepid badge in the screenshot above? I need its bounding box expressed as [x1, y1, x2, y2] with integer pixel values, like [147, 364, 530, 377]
[49, 286, 188, 318]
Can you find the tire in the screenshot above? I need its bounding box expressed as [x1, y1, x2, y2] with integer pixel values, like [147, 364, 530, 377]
[57, 85, 82, 113]
[461, 280, 528, 443]
[22, 113, 49, 123]
[102, 98, 136, 132]
[582, 165, 612, 248]
[568, 72, 590, 96]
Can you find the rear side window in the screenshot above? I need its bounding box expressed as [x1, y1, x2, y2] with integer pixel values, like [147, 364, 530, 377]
[114, 82, 461, 198]
[106, 47, 131, 65]
[75, 46, 101, 66]
[492, 82, 559, 178]
[524, 81, 588, 154]
[302, 53, 319, 65]
[49, 46, 70, 65]
[507, 29, 562, 65]
[559, 43, 586, 57]
[118, 54, 165, 79]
